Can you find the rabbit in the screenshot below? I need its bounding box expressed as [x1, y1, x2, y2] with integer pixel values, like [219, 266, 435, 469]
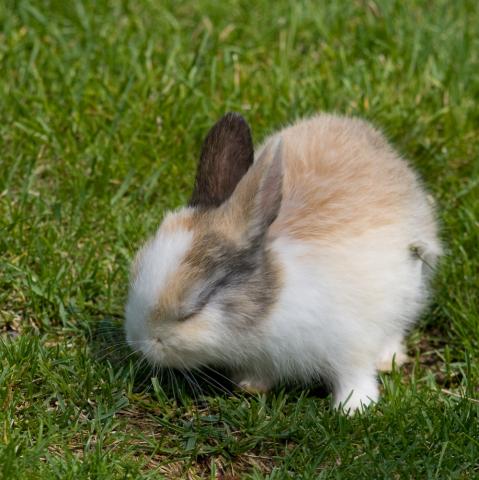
[125, 112, 441, 413]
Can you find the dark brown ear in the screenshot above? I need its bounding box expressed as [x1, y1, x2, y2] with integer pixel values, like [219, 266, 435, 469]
[189, 112, 254, 208]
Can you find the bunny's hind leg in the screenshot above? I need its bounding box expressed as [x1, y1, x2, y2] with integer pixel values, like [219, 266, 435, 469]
[376, 334, 410, 372]
[332, 365, 379, 414]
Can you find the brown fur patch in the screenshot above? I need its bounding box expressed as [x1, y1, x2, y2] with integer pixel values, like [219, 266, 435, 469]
[153, 210, 282, 328]
[152, 227, 234, 319]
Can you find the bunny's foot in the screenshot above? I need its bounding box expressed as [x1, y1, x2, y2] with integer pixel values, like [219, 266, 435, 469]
[376, 336, 410, 372]
[333, 369, 378, 414]
[233, 373, 272, 394]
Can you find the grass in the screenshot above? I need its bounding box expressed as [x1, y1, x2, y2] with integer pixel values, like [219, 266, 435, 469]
[1, 0, 478, 477]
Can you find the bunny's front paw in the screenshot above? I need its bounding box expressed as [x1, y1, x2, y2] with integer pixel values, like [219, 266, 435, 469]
[333, 370, 379, 415]
[376, 337, 410, 372]
[234, 374, 272, 394]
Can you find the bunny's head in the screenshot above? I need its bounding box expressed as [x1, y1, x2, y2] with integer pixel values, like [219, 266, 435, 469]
[125, 113, 283, 370]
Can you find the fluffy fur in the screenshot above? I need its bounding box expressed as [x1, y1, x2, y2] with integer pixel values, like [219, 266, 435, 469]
[125, 113, 441, 413]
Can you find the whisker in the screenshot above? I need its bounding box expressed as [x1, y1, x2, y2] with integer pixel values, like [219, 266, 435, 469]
[170, 367, 182, 406]
[200, 363, 248, 394]
[168, 368, 178, 407]
[175, 358, 212, 418]
[181, 369, 200, 410]
[192, 367, 238, 398]
[95, 345, 132, 363]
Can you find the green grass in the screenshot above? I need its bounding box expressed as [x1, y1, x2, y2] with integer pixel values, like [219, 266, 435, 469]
[1, 0, 478, 478]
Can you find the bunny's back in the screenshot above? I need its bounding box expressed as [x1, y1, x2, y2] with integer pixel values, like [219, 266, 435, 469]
[262, 115, 437, 248]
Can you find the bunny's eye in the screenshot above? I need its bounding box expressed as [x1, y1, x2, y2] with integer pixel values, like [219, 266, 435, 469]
[179, 273, 227, 322]
[178, 311, 196, 322]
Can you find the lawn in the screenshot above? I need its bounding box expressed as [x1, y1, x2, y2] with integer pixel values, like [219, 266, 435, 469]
[1, 0, 478, 478]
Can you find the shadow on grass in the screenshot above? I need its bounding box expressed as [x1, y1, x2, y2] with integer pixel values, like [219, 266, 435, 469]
[89, 315, 246, 400]
[87, 315, 329, 402]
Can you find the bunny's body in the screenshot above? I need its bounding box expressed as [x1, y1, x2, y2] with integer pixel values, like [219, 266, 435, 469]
[125, 113, 441, 412]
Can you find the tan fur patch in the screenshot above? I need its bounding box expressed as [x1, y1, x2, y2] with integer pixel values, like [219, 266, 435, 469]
[153, 225, 230, 319]
[262, 115, 422, 243]
[161, 209, 195, 233]
[153, 208, 281, 327]
[176, 315, 209, 339]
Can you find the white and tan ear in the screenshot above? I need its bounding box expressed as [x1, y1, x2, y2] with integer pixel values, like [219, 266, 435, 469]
[226, 138, 283, 241]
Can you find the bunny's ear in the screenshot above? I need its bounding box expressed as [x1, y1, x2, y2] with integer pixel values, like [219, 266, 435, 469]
[189, 113, 254, 208]
[227, 137, 283, 242]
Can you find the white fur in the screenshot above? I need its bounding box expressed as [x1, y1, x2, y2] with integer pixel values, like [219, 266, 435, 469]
[249, 221, 439, 412]
[124, 218, 193, 351]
